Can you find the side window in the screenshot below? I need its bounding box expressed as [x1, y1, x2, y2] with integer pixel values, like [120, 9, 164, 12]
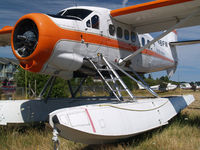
[86, 20, 91, 27]
[165, 42, 168, 47]
[124, 29, 129, 40]
[117, 27, 123, 38]
[91, 15, 99, 29]
[142, 37, 145, 46]
[131, 32, 136, 42]
[147, 40, 151, 49]
[109, 24, 115, 36]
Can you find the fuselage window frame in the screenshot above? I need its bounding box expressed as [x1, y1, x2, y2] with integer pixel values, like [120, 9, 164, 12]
[124, 29, 129, 41]
[131, 32, 136, 42]
[109, 24, 115, 36]
[142, 37, 145, 47]
[91, 15, 99, 29]
[117, 27, 123, 39]
[86, 20, 91, 28]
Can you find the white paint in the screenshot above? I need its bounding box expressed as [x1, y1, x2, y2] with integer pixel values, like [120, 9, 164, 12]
[49, 95, 194, 144]
[68, 111, 89, 127]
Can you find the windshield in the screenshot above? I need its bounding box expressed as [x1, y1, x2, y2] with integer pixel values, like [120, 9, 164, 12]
[49, 9, 92, 21]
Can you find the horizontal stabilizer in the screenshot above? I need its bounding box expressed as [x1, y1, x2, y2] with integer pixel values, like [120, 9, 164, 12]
[170, 40, 200, 46]
[0, 26, 13, 46]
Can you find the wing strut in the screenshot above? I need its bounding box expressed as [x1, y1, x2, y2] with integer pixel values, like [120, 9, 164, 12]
[118, 7, 200, 65]
[109, 61, 159, 98]
[38, 76, 57, 101]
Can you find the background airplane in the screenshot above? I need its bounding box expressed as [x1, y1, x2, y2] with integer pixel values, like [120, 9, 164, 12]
[137, 83, 177, 91]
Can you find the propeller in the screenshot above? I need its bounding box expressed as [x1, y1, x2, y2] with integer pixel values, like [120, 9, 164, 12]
[16, 31, 37, 57]
[13, 20, 38, 58]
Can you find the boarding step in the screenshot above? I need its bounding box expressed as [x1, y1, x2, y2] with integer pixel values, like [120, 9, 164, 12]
[88, 55, 135, 101]
[105, 78, 118, 82]
[108, 60, 159, 98]
[112, 89, 127, 93]
[98, 69, 111, 71]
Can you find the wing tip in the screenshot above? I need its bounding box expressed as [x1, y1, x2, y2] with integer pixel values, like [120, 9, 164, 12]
[0, 26, 13, 34]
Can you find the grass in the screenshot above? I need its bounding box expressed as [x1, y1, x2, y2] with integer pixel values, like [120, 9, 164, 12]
[0, 89, 200, 150]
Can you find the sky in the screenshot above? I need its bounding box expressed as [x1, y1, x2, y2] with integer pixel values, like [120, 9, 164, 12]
[0, 0, 200, 82]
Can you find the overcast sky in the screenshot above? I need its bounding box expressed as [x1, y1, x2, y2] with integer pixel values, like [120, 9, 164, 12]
[0, 0, 200, 82]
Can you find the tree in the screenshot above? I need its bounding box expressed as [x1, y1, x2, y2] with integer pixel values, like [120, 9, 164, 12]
[121, 76, 138, 90]
[14, 68, 69, 98]
[148, 74, 152, 79]
[159, 76, 169, 82]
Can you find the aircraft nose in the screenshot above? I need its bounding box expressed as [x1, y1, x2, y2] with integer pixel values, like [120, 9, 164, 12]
[11, 13, 59, 73]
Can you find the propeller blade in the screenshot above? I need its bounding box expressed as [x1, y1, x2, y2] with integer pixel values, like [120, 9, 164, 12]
[17, 35, 27, 41]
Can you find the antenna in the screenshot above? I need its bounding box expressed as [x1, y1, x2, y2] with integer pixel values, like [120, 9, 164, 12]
[73, 0, 77, 7]
[122, 0, 128, 7]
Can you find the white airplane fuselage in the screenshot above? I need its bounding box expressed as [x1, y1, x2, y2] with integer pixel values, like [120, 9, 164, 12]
[12, 6, 177, 80]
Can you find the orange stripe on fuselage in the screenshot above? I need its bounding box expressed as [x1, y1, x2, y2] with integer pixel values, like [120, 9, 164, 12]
[142, 49, 174, 63]
[69, 30, 174, 63]
[110, 0, 193, 17]
[77, 31, 174, 63]
[82, 32, 138, 51]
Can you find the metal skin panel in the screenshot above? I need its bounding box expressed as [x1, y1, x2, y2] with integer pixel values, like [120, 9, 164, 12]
[49, 95, 194, 144]
[41, 40, 83, 80]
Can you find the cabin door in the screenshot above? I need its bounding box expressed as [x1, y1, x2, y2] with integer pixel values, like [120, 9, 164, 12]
[81, 13, 108, 58]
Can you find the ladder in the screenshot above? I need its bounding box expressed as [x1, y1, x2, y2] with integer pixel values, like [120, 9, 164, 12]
[88, 55, 135, 101]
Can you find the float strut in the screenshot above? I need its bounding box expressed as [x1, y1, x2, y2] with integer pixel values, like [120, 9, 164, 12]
[52, 127, 59, 150]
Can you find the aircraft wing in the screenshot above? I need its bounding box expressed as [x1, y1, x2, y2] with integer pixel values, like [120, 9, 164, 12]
[110, 0, 200, 33]
[0, 26, 13, 46]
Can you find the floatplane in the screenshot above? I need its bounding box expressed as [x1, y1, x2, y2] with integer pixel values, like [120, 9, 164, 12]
[137, 82, 177, 91]
[0, 0, 200, 148]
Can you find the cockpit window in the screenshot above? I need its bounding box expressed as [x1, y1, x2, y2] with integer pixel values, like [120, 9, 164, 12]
[56, 11, 65, 16]
[86, 20, 91, 27]
[49, 9, 92, 21]
[62, 9, 92, 20]
[91, 15, 99, 29]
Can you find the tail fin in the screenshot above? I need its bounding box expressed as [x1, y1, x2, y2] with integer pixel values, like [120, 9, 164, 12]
[162, 30, 178, 43]
[164, 31, 178, 78]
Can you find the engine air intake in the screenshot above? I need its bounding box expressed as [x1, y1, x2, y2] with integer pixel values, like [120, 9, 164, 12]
[13, 19, 38, 57]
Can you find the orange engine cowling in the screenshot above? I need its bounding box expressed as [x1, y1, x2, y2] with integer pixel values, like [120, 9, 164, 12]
[11, 13, 60, 73]
[11, 13, 84, 79]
